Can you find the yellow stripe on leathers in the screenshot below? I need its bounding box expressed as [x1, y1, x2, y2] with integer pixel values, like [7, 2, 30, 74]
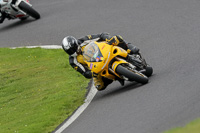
[87, 35, 92, 39]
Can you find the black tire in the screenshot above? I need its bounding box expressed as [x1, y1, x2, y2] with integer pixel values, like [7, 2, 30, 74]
[145, 66, 153, 77]
[18, 1, 40, 19]
[116, 65, 149, 84]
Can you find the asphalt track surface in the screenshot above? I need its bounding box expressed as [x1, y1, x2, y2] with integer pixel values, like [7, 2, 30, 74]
[1, 0, 200, 133]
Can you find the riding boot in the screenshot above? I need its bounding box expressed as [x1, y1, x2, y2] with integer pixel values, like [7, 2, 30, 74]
[127, 43, 140, 55]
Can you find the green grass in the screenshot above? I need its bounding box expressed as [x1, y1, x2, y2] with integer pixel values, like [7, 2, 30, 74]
[163, 119, 200, 133]
[0, 48, 90, 133]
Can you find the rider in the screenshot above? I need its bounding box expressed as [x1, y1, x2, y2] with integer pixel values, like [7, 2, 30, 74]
[0, 0, 18, 23]
[62, 32, 140, 91]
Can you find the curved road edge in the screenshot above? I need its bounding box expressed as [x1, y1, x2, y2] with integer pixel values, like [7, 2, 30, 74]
[10, 45, 98, 133]
[53, 80, 97, 133]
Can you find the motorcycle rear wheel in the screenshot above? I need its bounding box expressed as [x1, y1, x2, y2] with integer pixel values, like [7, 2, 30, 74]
[116, 65, 148, 84]
[145, 66, 153, 77]
[19, 1, 40, 19]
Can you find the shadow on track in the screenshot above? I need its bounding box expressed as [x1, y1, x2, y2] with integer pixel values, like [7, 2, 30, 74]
[97, 82, 143, 99]
[95, 73, 155, 100]
[0, 19, 35, 32]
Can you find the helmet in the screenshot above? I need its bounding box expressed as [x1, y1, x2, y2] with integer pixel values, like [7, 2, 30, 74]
[62, 36, 79, 56]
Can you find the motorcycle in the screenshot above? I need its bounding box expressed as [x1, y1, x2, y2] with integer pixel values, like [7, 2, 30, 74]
[82, 41, 153, 86]
[0, 0, 40, 23]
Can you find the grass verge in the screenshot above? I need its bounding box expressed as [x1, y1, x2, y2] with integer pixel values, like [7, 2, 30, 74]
[163, 119, 200, 133]
[0, 48, 89, 133]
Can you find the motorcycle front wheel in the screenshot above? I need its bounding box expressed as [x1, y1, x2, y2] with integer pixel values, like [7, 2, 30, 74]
[115, 64, 149, 84]
[19, 1, 40, 19]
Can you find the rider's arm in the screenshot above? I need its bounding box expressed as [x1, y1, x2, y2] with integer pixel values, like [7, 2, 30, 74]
[78, 34, 101, 44]
[77, 32, 112, 44]
[69, 56, 93, 79]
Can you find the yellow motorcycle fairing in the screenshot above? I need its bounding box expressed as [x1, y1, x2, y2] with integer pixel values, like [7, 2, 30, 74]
[83, 41, 128, 80]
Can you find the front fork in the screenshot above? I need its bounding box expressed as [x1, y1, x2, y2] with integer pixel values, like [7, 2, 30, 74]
[10, 0, 32, 16]
[109, 57, 134, 80]
[127, 52, 148, 70]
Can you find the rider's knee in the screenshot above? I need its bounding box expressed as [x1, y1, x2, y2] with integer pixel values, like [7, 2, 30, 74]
[96, 85, 106, 91]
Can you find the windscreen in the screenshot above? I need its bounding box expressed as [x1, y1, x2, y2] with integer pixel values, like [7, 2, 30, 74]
[83, 42, 104, 62]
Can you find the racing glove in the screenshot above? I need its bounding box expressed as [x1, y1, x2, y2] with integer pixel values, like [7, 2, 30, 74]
[83, 70, 93, 79]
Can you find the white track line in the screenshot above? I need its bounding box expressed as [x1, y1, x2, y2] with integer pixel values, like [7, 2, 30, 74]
[10, 45, 98, 133]
[55, 83, 97, 133]
[11, 45, 62, 49]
